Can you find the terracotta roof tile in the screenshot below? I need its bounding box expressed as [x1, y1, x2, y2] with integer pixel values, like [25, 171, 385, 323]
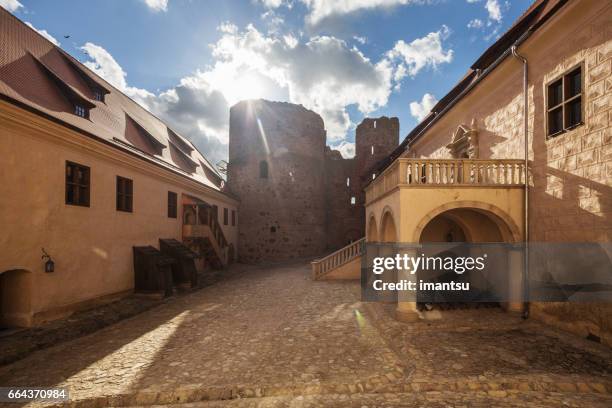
[0, 7, 225, 192]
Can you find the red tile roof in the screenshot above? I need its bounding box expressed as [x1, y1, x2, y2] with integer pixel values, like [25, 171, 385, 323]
[0, 7, 225, 192]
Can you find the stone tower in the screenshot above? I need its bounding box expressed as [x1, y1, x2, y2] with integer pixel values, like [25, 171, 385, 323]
[228, 100, 327, 263]
[355, 116, 400, 180]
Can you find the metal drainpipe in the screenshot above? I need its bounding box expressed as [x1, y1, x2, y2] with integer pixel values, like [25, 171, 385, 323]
[511, 45, 529, 319]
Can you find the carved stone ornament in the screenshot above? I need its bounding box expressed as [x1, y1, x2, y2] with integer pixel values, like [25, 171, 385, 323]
[447, 119, 479, 158]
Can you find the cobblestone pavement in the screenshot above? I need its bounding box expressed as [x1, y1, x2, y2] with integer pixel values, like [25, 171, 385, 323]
[0, 270, 225, 366]
[0, 262, 610, 407]
[148, 391, 612, 407]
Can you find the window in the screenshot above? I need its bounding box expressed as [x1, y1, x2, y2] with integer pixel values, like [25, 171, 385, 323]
[259, 160, 268, 179]
[371, 145, 374, 155]
[350, 196, 356, 205]
[93, 90, 103, 102]
[372, 173, 376, 180]
[116, 176, 133, 212]
[74, 104, 87, 118]
[547, 66, 582, 137]
[167, 191, 177, 218]
[346, 177, 350, 187]
[223, 208, 229, 225]
[65, 161, 90, 207]
[232, 210, 236, 226]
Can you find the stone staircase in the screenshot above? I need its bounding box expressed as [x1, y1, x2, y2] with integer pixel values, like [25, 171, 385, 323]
[311, 238, 365, 280]
[182, 203, 229, 269]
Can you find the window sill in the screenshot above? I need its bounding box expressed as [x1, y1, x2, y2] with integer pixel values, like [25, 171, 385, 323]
[546, 122, 584, 141]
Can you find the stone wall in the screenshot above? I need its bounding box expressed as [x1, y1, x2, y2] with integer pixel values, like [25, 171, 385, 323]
[407, 1, 612, 345]
[228, 99, 398, 262]
[356, 117, 400, 177]
[324, 149, 362, 250]
[228, 100, 327, 263]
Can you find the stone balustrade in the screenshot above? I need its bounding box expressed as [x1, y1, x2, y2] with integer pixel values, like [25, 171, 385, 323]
[311, 238, 365, 280]
[365, 158, 526, 204]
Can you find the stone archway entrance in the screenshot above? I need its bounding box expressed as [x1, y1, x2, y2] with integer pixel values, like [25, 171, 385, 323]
[416, 206, 520, 312]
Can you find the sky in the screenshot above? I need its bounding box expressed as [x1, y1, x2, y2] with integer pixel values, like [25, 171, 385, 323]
[2, 0, 531, 166]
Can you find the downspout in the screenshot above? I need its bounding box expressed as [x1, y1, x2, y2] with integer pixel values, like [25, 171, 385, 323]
[511, 45, 529, 319]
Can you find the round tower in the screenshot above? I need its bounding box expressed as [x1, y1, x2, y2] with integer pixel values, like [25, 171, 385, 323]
[228, 99, 327, 263]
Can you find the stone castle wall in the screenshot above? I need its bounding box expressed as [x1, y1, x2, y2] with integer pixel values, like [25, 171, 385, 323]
[228, 100, 327, 264]
[228, 99, 398, 263]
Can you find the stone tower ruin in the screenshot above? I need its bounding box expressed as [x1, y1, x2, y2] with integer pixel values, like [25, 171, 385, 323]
[228, 100, 327, 263]
[228, 99, 399, 263]
[355, 117, 400, 180]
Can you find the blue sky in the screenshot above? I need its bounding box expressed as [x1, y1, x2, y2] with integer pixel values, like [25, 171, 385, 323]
[3, 0, 530, 165]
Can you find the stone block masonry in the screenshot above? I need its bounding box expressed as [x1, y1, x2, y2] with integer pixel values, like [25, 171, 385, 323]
[228, 99, 398, 263]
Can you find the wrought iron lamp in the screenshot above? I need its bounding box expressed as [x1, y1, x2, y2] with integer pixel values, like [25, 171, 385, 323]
[42, 248, 54, 273]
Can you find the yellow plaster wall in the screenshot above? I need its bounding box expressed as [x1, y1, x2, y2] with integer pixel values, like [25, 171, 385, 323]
[0, 101, 238, 325]
[401, 0, 612, 345]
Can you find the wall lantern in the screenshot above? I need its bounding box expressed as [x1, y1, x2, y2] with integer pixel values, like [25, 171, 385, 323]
[42, 248, 55, 273]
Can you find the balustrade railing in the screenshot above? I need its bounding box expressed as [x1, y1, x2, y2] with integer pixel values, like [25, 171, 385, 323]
[311, 238, 365, 280]
[365, 158, 526, 204]
[183, 203, 228, 249]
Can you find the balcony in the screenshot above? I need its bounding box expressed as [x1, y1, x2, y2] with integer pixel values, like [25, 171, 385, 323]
[363, 158, 527, 321]
[366, 158, 526, 205]
[365, 158, 526, 244]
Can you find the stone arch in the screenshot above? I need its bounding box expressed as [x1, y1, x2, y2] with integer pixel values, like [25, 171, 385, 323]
[0, 269, 33, 328]
[367, 213, 378, 242]
[380, 207, 398, 243]
[413, 201, 521, 243]
[413, 202, 522, 312]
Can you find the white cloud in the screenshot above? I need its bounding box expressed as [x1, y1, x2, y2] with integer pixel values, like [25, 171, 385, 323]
[353, 35, 367, 44]
[25, 22, 60, 46]
[81, 43, 128, 90]
[485, 0, 502, 22]
[77, 24, 445, 163]
[0, 0, 23, 12]
[466, 0, 504, 32]
[467, 18, 483, 29]
[80, 42, 154, 104]
[143, 0, 168, 12]
[80, 42, 228, 164]
[258, 0, 284, 7]
[409, 92, 437, 121]
[332, 141, 356, 158]
[301, 0, 425, 25]
[386, 25, 453, 80]
[208, 24, 394, 141]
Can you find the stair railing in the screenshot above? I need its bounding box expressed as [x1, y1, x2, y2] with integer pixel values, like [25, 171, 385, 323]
[311, 237, 365, 280]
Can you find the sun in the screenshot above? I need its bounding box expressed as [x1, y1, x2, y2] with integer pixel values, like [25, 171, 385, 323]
[225, 72, 265, 105]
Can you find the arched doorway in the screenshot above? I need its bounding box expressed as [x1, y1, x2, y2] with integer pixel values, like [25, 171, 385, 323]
[415, 206, 519, 311]
[0, 269, 32, 329]
[367, 215, 378, 242]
